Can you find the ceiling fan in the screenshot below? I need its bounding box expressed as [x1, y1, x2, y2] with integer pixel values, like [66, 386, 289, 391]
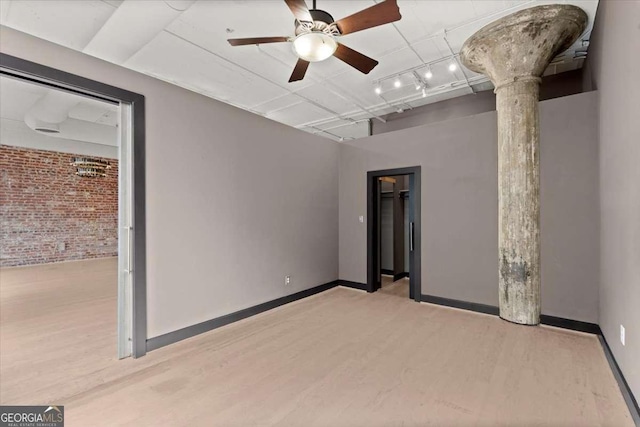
[227, 0, 402, 82]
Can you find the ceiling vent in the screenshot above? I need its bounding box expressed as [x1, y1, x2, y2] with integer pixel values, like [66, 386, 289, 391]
[24, 90, 117, 145]
[33, 123, 61, 134]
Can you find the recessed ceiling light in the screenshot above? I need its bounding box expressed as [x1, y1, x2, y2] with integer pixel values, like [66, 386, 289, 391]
[449, 62, 457, 72]
[422, 88, 427, 98]
[374, 86, 382, 95]
[394, 79, 401, 88]
[415, 84, 421, 90]
[425, 68, 433, 79]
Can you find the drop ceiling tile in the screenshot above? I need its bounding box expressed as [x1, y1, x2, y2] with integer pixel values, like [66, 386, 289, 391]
[320, 1, 378, 22]
[413, 86, 474, 107]
[172, 0, 292, 45]
[267, 101, 334, 127]
[0, 77, 46, 121]
[252, 94, 305, 115]
[296, 84, 361, 116]
[0, 0, 118, 50]
[167, 25, 297, 88]
[330, 121, 370, 140]
[0, 1, 11, 21]
[470, 0, 513, 17]
[369, 48, 424, 80]
[396, 0, 478, 41]
[68, 101, 116, 124]
[305, 58, 355, 81]
[125, 31, 288, 108]
[328, 75, 381, 108]
[314, 118, 353, 131]
[411, 38, 446, 64]
[334, 22, 407, 59]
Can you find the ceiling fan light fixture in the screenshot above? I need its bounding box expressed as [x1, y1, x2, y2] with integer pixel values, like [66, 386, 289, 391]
[292, 32, 337, 62]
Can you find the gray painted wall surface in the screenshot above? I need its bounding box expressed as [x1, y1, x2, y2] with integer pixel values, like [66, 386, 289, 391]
[0, 26, 340, 339]
[587, 0, 640, 398]
[339, 91, 599, 323]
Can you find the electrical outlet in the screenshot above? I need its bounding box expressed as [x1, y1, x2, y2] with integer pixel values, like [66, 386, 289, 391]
[620, 325, 625, 346]
[359, 215, 364, 223]
[285, 275, 291, 286]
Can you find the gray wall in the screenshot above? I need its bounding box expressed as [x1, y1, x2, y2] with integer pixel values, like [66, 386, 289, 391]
[339, 91, 599, 323]
[586, 0, 640, 399]
[0, 26, 339, 339]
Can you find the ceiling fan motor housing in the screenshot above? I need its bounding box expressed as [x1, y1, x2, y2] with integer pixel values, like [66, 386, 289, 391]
[294, 9, 336, 35]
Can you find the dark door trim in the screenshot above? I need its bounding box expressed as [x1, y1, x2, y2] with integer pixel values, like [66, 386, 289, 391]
[0, 53, 148, 358]
[367, 166, 421, 301]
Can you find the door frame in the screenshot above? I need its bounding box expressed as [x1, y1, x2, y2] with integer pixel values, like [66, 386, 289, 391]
[367, 166, 421, 302]
[0, 53, 148, 358]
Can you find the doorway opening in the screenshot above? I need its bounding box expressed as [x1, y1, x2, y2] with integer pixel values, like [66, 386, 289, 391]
[378, 174, 410, 298]
[0, 53, 146, 359]
[367, 167, 421, 302]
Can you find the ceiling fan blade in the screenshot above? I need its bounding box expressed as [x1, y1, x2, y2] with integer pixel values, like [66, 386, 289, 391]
[333, 43, 379, 74]
[228, 36, 289, 46]
[284, 0, 313, 23]
[334, 0, 402, 36]
[289, 59, 310, 82]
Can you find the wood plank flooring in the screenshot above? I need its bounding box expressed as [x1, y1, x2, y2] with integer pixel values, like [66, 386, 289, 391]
[0, 259, 633, 426]
[379, 275, 410, 298]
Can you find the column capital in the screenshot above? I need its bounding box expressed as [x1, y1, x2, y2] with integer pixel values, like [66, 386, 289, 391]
[460, 5, 587, 85]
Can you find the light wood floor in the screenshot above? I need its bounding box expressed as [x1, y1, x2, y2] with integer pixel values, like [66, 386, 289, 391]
[0, 260, 633, 426]
[379, 275, 410, 298]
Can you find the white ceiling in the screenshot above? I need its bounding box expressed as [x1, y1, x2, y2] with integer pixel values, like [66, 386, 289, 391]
[0, 0, 598, 141]
[0, 76, 119, 158]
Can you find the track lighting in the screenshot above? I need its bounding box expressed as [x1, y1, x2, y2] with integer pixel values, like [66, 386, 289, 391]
[425, 68, 433, 79]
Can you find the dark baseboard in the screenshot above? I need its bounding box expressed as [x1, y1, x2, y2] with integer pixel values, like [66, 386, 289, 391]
[393, 272, 409, 281]
[421, 294, 602, 334]
[598, 335, 640, 425]
[146, 280, 338, 351]
[421, 293, 638, 422]
[421, 294, 499, 316]
[381, 269, 394, 276]
[540, 314, 601, 335]
[338, 280, 368, 291]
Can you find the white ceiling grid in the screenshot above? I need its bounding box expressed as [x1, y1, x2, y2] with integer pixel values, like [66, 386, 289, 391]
[0, 0, 599, 141]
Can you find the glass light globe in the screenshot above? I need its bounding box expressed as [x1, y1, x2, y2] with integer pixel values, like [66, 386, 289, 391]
[292, 32, 337, 62]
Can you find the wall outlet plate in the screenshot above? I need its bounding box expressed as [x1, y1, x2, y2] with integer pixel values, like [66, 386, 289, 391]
[620, 324, 625, 346]
[285, 275, 291, 286]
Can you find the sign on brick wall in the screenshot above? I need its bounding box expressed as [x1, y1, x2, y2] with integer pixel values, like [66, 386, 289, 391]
[0, 145, 118, 267]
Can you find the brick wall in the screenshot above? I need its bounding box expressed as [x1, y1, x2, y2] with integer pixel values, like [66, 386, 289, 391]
[0, 145, 118, 267]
